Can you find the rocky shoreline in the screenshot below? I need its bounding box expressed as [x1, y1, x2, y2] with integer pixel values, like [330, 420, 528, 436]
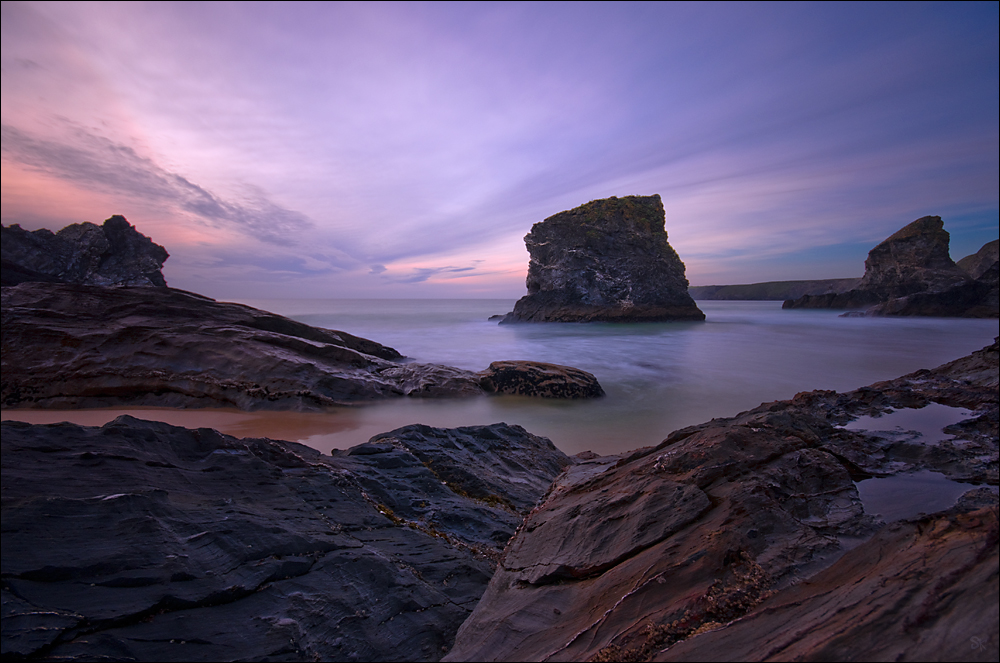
[3, 339, 996, 661]
[444, 337, 999, 662]
[1, 282, 604, 410]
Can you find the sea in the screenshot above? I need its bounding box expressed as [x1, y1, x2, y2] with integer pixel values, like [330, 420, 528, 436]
[4, 299, 997, 457]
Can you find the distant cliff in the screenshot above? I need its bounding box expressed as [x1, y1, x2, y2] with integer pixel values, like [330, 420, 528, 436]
[502, 195, 704, 322]
[784, 216, 997, 317]
[1, 215, 169, 287]
[690, 278, 861, 301]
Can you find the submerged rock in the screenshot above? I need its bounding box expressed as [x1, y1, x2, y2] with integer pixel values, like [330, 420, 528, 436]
[0, 418, 571, 661]
[1, 216, 169, 287]
[783, 216, 996, 316]
[445, 338, 999, 662]
[501, 195, 704, 322]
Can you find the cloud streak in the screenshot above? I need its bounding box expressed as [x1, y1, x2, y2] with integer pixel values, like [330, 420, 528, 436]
[1, 123, 312, 246]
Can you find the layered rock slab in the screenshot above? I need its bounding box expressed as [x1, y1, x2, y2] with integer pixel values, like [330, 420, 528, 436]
[502, 195, 704, 322]
[0, 418, 571, 661]
[655, 503, 998, 662]
[445, 339, 999, 662]
[2, 283, 608, 409]
[1, 216, 169, 287]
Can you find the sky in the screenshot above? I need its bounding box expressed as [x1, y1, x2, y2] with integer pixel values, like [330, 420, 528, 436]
[2, 2, 998, 299]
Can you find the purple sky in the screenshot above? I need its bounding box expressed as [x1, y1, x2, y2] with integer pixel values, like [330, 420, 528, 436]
[2, 2, 997, 299]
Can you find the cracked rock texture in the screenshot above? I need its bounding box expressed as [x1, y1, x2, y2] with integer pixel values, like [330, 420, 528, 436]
[445, 339, 999, 662]
[0, 418, 570, 661]
[501, 195, 704, 323]
[1, 217, 169, 288]
[784, 217, 997, 317]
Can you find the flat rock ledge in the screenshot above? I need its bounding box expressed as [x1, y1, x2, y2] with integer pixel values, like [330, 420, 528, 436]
[0, 419, 572, 662]
[445, 337, 999, 662]
[1, 282, 603, 409]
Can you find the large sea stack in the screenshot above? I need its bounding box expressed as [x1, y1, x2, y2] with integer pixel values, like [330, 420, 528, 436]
[501, 195, 704, 322]
[783, 216, 997, 317]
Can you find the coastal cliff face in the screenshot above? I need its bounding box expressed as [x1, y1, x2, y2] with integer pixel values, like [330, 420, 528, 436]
[503, 195, 704, 322]
[1, 216, 169, 287]
[784, 216, 997, 317]
[1, 418, 571, 661]
[446, 338, 999, 662]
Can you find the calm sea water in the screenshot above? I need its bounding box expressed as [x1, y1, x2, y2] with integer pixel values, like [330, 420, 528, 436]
[5, 300, 997, 456]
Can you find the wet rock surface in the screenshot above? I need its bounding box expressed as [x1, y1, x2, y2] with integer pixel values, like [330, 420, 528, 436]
[1, 282, 418, 409]
[501, 195, 704, 323]
[477, 361, 605, 399]
[445, 338, 999, 662]
[1, 418, 570, 661]
[2, 282, 612, 409]
[1, 216, 169, 287]
[784, 216, 997, 316]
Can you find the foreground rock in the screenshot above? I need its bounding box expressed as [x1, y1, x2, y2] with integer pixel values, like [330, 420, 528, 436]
[1, 283, 604, 409]
[784, 217, 997, 317]
[501, 195, 704, 323]
[0, 418, 571, 661]
[1, 216, 169, 287]
[446, 339, 999, 662]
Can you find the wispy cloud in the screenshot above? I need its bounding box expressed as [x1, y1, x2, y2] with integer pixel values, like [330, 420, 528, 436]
[1, 123, 312, 245]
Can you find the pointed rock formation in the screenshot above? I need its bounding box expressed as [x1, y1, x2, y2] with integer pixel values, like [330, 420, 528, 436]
[783, 216, 996, 316]
[501, 195, 704, 322]
[1, 215, 169, 287]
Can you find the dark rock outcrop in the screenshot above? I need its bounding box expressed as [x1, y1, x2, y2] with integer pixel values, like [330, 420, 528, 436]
[783, 216, 995, 316]
[445, 339, 999, 662]
[501, 195, 704, 322]
[2, 282, 610, 409]
[0, 418, 571, 661]
[957, 238, 1000, 279]
[1, 216, 169, 287]
[477, 361, 605, 398]
[863, 259, 998, 317]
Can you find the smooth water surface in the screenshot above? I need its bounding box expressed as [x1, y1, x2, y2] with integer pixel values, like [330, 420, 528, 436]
[856, 470, 993, 522]
[4, 300, 996, 456]
[842, 403, 975, 444]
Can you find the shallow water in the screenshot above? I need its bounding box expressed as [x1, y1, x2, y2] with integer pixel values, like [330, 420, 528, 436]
[3, 300, 997, 456]
[842, 402, 975, 445]
[856, 470, 996, 522]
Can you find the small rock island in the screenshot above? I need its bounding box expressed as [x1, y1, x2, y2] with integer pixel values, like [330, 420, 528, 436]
[501, 195, 705, 322]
